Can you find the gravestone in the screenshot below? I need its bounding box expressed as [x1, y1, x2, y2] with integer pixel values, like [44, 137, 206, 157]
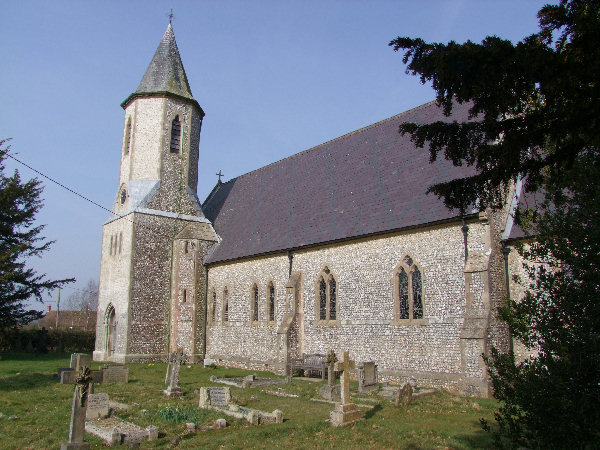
[60, 369, 76, 385]
[199, 387, 232, 408]
[164, 350, 186, 396]
[70, 354, 91, 372]
[101, 365, 129, 384]
[395, 382, 413, 408]
[357, 361, 378, 393]
[61, 366, 91, 449]
[326, 350, 338, 386]
[330, 351, 363, 427]
[86, 393, 109, 420]
[320, 350, 341, 401]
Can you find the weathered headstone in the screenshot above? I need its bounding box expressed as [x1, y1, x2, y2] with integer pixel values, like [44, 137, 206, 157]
[164, 350, 186, 396]
[70, 353, 92, 373]
[61, 366, 91, 449]
[199, 387, 232, 408]
[86, 393, 109, 420]
[101, 365, 129, 384]
[358, 361, 378, 393]
[330, 351, 363, 427]
[395, 382, 413, 408]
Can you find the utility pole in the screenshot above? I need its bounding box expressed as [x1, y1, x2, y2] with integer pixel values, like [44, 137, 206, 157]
[56, 287, 61, 329]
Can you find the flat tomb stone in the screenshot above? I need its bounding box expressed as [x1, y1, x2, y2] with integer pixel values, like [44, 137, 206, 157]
[330, 403, 363, 427]
[85, 417, 158, 446]
[86, 393, 109, 420]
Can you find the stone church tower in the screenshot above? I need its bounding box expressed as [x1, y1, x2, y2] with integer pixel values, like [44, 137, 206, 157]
[93, 24, 218, 364]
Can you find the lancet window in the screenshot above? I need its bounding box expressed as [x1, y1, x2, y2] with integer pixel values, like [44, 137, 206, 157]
[251, 284, 259, 323]
[317, 266, 338, 323]
[170, 115, 181, 153]
[394, 255, 424, 322]
[222, 287, 229, 323]
[267, 282, 275, 323]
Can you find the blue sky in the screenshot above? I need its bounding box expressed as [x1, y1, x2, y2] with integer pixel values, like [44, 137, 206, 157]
[1, 0, 547, 310]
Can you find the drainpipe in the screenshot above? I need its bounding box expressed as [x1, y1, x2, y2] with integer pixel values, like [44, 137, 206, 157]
[502, 245, 514, 354]
[203, 264, 209, 363]
[287, 250, 293, 277]
[461, 218, 469, 263]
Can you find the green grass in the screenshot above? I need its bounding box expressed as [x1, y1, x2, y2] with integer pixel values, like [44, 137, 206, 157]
[0, 352, 498, 449]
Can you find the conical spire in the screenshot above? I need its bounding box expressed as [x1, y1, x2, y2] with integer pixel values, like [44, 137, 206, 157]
[135, 23, 194, 100]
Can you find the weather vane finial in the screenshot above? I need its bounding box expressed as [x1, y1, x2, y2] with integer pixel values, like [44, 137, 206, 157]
[168, 8, 174, 24]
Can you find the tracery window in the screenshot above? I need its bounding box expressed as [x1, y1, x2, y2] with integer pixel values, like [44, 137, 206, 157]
[316, 266, 338, 323]
[393, 255, 425, 322]
[222, 287, 229, 323]
[170, 115, 181, 153]
[251, 284, 259, 323]
[267, 282, 275, 323]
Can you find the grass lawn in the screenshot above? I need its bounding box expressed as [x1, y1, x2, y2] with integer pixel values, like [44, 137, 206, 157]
[0, 352, 498, 449]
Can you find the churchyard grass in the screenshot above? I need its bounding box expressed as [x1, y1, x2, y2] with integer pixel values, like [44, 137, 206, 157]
[0, 352, 497, 449]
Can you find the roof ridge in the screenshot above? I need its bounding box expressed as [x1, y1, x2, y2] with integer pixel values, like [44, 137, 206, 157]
[217, 99, 438, 187]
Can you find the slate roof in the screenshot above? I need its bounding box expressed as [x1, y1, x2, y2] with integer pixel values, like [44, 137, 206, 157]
[121, 24, 203, 114]
[203, 100, 478, 264]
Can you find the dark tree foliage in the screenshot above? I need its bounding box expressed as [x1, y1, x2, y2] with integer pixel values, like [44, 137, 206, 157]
[390, 1, 600, 447]
[390, 0, 600, 212]
[0, 139, 74, 328]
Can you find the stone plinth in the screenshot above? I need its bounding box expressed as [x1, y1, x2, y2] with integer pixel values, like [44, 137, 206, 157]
[329, 403, 363, 427]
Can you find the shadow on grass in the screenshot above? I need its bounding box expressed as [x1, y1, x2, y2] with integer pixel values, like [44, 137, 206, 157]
[0, 372, 58, 391]
[363, 404, 382, 420]
[0, 351, 71, 362]
[451, 421, 494, 449]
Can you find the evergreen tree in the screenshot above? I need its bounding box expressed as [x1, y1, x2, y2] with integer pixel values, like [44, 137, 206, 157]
[390, 1, 600, 446]
[0, 139, 74, 328]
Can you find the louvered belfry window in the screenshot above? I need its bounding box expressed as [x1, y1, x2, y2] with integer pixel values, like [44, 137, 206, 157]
[170, 115, 181, 153]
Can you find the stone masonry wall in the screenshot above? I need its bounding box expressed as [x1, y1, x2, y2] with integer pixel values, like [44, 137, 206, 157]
[94, 216, 134, 362]
[206, 219, 501, 395]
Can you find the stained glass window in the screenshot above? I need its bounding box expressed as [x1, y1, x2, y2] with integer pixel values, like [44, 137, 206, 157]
[269, 283, 275, 322]
[170, 116, 181, 153]
[253, 285, 259, 322]
[412, 267, 423, 319]
[319, 277, 327, 320]
[399, 268, 409, 319]
[329, 277, 337, 320]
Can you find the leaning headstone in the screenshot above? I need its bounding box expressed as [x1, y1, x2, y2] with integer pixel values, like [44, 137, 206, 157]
[164, 350, 186, 396]
[61, 366, 91, 449]
[357, 361, 378, 393]
[329, 351, 363, 427]
[86, 393, 109, 420]
[395, 382, 413, 408]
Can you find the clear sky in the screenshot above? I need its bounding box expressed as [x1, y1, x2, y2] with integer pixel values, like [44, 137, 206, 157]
[1, 0, 547, 310]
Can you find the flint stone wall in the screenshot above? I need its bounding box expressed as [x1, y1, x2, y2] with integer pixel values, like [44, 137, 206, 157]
[206, 218, 504, 395]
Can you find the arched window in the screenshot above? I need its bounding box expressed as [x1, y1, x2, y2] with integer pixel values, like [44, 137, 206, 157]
[251, 284, 259, 323]
[267, 282, 275, 323]
[316, 266, 338, 323]
[123, 117, 132, 155]
[170, 115, 181, 153]
[393, 255, 425, 322]
[211, 290, 217, 323]
[222, 287, 229, 323]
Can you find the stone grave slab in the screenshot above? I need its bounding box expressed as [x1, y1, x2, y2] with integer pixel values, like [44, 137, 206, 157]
[199, 387, 283, 425]
[86, 393, 109, 420]
[85, 417, 158, 446]
[209, 374, 287, 388]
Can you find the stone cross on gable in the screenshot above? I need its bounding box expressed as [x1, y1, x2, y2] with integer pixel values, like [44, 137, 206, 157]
[216, 170, 224, 183]
[335, 351, 355, 405]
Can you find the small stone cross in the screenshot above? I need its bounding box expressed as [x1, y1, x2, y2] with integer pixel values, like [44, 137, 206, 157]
[216, 170, 224, 183]
[335, 351, 355, 405]
[164, 349, 185, 396]
[326, 350, 338, 387]
[62, 366, 91, 449]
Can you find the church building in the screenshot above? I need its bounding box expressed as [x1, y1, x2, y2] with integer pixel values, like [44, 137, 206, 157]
[94, 24, 526, 397]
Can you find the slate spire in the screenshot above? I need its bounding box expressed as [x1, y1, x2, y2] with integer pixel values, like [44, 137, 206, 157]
[135, 23, 194, 100]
